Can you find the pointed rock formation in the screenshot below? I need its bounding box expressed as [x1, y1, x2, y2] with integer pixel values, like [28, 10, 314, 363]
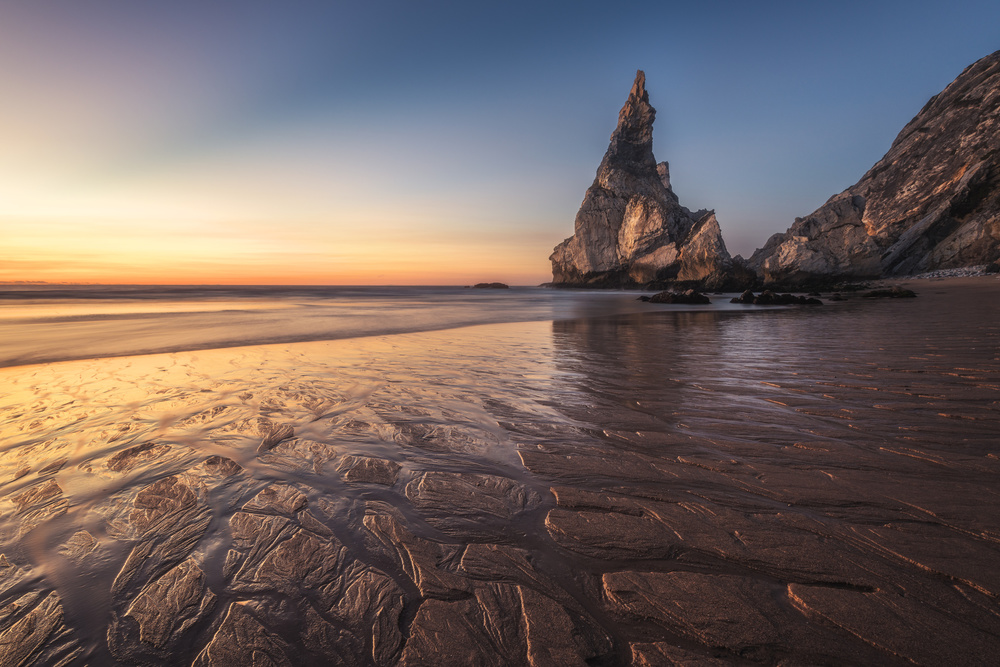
[750, 50, 1000, 285]
[551, 71, 746, 289]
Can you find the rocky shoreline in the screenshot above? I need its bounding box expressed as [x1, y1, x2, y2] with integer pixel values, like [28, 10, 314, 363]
[551, 51, 1000, 291]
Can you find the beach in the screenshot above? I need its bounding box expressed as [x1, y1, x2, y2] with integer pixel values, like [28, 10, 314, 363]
[1, 278, 999, 665]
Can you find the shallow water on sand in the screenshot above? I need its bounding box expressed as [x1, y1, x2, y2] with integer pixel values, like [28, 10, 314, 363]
[1, 278, 998, 665]
[0, 285, 751, 368]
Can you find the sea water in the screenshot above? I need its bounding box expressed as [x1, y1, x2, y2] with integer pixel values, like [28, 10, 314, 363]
[0, 285, 751, 368]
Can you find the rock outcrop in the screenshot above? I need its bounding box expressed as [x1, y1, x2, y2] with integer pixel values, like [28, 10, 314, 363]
[646, 289, 711, 304]
[551, 71, 746, 289]
[750, 50, 1000, 284]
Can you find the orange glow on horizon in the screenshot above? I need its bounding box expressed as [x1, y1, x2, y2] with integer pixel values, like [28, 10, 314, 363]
[2, 214, 556, 286]
[0, 268, 549, 287]
[1, 257, 552, 287]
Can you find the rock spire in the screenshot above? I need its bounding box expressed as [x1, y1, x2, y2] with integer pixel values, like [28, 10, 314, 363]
[550, 70, 742, 288]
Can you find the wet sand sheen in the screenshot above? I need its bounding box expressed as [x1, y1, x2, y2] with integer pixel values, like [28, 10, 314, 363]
[1, 278, 999, 665]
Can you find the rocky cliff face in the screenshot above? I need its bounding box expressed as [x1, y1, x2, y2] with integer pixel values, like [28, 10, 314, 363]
[750, 50, 1000, 284]
[551, 71, 743, 289]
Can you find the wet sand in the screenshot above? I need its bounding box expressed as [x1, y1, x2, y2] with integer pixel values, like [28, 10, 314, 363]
[1, 277, 998, 665]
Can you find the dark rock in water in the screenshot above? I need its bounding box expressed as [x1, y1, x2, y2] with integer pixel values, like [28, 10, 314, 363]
[731, 290, 822, 305]
[750, 50, 1000, 284]
[636, 295, 651, 302]
[648, 289, 711, 304]
[862, 286, 917, 298]
[550, 70, 747, 289]
[472, 282, 510, 289]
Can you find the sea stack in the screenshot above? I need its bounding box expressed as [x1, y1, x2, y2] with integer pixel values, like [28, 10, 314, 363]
[750, 50, 1000, 285]
[550, 71, 745, 289]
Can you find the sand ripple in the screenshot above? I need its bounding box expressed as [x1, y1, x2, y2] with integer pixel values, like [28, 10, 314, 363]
[1, 278, 999, 664]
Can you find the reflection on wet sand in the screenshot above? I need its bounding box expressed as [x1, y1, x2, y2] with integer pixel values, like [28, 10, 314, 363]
[1, 278, 999, 665]
[540, 281, 1000, 664]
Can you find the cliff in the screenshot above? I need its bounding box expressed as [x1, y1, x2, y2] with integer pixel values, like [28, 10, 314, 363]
[550, 71, 745, 289]
[750, 50, 1000, 284]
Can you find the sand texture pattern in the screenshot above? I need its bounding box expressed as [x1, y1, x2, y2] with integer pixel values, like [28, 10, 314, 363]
[1, 278, 999, 665]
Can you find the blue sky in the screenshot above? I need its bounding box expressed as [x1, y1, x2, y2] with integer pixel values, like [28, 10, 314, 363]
[1, 0, 997, 283]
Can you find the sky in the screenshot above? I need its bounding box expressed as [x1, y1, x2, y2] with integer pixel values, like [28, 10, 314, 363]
[1, 0, 998, 285]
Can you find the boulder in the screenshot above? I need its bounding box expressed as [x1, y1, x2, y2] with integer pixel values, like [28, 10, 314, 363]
[647, 289, 711, 304]
[862, 286, 917, 298]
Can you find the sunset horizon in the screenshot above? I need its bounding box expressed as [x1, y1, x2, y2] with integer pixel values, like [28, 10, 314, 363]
[2, 3, 999, 664]
[4, 2, 998, 286]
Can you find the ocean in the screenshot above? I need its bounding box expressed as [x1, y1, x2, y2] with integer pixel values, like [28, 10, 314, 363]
[0, 278, 998, 664]
[0, 284, 753, 368]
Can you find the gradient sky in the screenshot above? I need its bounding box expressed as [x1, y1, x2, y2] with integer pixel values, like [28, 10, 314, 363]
[2, 0, 998, 285]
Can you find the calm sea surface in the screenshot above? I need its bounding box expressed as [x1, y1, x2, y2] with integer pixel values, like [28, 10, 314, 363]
[0, 285, 754, 368]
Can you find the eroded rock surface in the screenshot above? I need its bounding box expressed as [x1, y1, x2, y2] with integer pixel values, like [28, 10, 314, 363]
[751, 50, 1000, 284]
[339, 455, 401, 485]
[58, 531, 99, 562]
[364, 503, 472, 600]
[405, 471, 542, 539]
[0, 560, 81, 667]
[401, 584, 598, 667]
[0, 593, 81, 666]
[220, 491, 406, 665]
[550, 70, 745, 289]
[108, 558, 216, 662]
[192, 602, 292, 667]
[106, 442, 171, 472]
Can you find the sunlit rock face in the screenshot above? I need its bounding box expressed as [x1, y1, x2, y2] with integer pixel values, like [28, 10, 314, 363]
[550, 70, 743, 288]
[750, 50, 1000, 285]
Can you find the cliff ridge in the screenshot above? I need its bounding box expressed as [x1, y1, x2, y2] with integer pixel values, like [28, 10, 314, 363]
[749, 50, 1000, 284]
